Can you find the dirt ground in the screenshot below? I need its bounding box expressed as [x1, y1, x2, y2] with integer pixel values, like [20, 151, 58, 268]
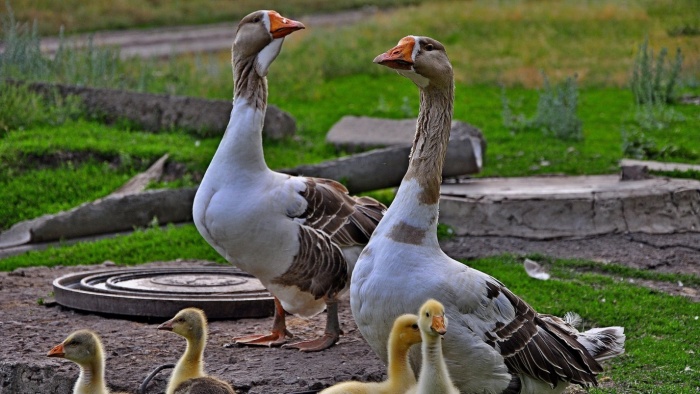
[1, 232, 698, 394]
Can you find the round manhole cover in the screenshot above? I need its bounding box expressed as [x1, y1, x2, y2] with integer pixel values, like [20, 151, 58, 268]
[53, 266, 274, 319]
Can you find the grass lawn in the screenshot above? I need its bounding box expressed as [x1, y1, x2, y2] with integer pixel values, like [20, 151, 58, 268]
[1, 1, 699, 392]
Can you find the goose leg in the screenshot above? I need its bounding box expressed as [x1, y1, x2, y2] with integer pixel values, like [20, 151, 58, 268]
[283, 297, 342, 352]
[233, 297, 293, 347]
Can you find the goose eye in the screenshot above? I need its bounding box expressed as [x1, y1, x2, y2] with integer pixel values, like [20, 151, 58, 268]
[425, 44, 434, 51]
[253, 16, 261, 23]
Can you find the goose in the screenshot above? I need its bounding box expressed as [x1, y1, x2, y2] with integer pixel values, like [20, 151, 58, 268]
[405, 299, 459, 394]
[192, 10, 385, 352]
[47, 330, 130, 394]
[350, 35, 626, 394]
[157, 308, 236, 394]
[320, 313, 422, 394]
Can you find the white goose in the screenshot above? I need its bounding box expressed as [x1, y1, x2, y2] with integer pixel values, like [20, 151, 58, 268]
[192, 10, 385, 352]
[350, 36, 626, 393]
[47, 330, 130, 394]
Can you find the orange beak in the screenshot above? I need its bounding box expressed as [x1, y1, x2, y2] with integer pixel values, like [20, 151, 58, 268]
[268, 11, 305, 39]
[431, 315, 447, 336]
[373, 36, 415, 70]
[47, 343, 65, 358]
[157, 319, 174, 331]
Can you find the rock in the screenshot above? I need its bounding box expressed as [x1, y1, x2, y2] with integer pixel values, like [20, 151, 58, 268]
[621, 165, 650, 181]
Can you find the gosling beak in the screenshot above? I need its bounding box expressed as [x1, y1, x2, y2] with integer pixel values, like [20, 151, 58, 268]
[431, 315, 447, 336]
[374, 36, 415, 70]
[268, 11, 305, 39]
[47, 343, 65, 358]
[157, 319, 174, 331]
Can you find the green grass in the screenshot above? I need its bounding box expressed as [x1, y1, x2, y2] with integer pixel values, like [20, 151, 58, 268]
[2, 80, 699, 229]
[0, 224, 225, 271]
[1, 0, 423, 35]
[467, 256, 699, 393]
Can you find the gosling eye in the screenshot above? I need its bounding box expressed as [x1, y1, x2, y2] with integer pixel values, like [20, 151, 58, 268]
[425, 44, 434, 51]
[425, 312, 430, 317]
[411, 324, 419, 330]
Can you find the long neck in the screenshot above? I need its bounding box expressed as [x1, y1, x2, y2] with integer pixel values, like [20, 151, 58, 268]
[75, 356, 109, 394]
[380, 82, 454, 247]
[386, 334, 415, 383]
[209, 55, 269, 176]
[167, 331, 206, 394]
[419, 334, 454, 393]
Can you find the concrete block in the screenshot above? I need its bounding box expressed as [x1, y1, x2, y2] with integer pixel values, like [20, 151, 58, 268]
[439, 175, 700, 239]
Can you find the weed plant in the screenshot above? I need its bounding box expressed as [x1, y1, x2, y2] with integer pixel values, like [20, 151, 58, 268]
[0, 81, 82, 133]
[501, 73, 583, 141]
[0, 6, 121, 86]
[630, 39, 683, 105]
[533, 74, 583, 141]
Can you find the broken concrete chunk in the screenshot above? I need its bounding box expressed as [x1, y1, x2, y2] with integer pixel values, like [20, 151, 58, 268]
[0, 188, 196, 248]
[7, 80, 296, 139]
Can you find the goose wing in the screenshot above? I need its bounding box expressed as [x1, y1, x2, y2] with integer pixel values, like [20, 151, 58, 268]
[454, 269, 603, 389]
[271, 177, 385, 299]
[292, 177, 385, 247]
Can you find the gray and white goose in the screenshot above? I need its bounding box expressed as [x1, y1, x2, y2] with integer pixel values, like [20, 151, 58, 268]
[192, 10, 385, 352]
[350, 35, 626, 393]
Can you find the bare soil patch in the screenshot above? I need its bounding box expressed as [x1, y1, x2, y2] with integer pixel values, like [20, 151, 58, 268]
[1, 232, 697, 393]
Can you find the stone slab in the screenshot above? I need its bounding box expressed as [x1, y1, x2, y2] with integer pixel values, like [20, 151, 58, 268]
[439, 175, 700, 239]
[620, 159, 700, 173]
[326, 116, 485, 153]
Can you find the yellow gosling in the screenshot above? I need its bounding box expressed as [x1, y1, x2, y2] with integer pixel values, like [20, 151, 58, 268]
[406, 300, 459, 394]
[320, 314, 422, 394]
[47, 330, 130, 394]
[157, 308, 235, 394]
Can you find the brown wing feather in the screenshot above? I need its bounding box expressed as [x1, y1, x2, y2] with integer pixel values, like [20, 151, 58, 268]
[272, 178, 384, 300]
[271, 225, 348, 299]
[296, 178, 385, 247]
[492, 287, 603, 388]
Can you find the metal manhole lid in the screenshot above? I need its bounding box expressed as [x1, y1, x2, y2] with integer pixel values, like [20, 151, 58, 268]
[53, 266, 274, 319]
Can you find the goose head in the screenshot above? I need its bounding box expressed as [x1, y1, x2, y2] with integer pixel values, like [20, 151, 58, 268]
[373, 35, 453, 89]
[158, 307, 207, 341]
[418, 299, 448, 338]
[47, 330, 103, 366]
[392, 313, 423, 346]
[233, 10, 305, 77]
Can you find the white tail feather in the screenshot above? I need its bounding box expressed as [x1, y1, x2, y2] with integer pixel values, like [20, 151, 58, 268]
[578, 326, 626, 362]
